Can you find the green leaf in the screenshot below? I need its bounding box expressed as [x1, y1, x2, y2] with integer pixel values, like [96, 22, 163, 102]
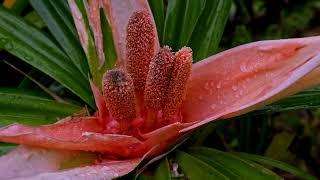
[30, 0, 89, 77]
[154, 158, 171, 180]
[175, 150, 229, 180]
[23, 11, 46, 29]
[177, 0, 206, 48]
[148, 0, 164, 45]
[70, 0, 104, 88]
[0, 143, 16, 155]
[264, 131, 295, 161]
[188, 147, 281, 180]
[162, 0, 185, 50]
[0, 7, 94, 106]
[0, 88, 81, 126]
[100, 8, 117, 70]
[233, 152, 317, 180]
[189, 0, 231, 61]
[251, 88, 320, 115]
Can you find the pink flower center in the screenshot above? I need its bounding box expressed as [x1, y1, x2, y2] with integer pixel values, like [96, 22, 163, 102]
[102, 11, 193, 136]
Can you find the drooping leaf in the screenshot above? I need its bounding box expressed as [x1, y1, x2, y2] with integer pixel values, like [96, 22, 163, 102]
[189, 0, 232, 61]
[30, 0, 89, 77]
[233, 152, 317, 180]
[0, 7, 94, 106]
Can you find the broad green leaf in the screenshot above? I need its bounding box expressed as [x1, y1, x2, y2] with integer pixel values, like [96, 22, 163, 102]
[188, 147, 281, 180]
[30, 0, 89, 77]
[189, 0, 231, 61]
[233, 152, 317, 180]
[154, 158, 171, 180]
[175, 150, 229, 180]
[0, 7, 94, 106]
[148, 0, 164, 45]
[0, 88, 81, 126]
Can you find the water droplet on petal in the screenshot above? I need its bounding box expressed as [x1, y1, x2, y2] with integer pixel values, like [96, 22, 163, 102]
[216, 81, 222, 89]
[232, 85, 237, 91]
[210, 104, 216, 110]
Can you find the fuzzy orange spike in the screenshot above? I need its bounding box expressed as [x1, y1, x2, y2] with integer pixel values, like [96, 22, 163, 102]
[126, 10, 156, 93]
[163, 47, 193, 121]
[103, 69, 136, 131]
[144, 47, 175, 110]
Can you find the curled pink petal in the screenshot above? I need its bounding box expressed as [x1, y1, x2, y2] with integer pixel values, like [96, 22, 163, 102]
[88, 0, 106, 68]
[0, 117, 143, 157]
[182, 36, 320, 131]
[0, 146, 94, 179]
[17, 158, 142, 180]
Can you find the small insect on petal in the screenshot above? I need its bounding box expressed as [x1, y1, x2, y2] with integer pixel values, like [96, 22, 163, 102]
[163, 47, 193, 121]
[103, 69, 136, 131]
[144, 46, 175, 110]
[126, 10, 156, 93]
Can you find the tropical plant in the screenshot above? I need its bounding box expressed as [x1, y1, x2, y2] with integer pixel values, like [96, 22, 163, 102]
[0, 0, 318, 179]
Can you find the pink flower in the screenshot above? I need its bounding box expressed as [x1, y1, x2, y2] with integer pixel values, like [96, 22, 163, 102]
[0, 0, 320, 179]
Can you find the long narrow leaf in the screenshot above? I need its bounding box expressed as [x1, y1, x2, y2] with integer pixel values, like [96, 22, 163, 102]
[148, 0, 165, 45]
[0, 7, 94, 106]
[188, 147, 281, 179]
[250, 88, 320, 115]
[0, 88, 81, 126]
[30, 0, 89, 77]
[154, 158, 171, 180]
[189, 0, 231, 61]
[176, 150, 229, 180]
[233, 152, 316, 180]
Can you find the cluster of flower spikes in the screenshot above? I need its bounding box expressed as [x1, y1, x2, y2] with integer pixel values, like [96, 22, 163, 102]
[102, 10, 193, 136]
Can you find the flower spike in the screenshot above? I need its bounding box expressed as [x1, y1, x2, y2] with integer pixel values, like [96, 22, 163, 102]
[144, 46, 175, 110]
[163, 47, 193, 121]
[103, 69, 137, 131]
[126, 10, 156, 93]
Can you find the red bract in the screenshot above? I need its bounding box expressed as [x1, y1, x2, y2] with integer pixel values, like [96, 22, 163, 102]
[1, 0, 320, 179]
